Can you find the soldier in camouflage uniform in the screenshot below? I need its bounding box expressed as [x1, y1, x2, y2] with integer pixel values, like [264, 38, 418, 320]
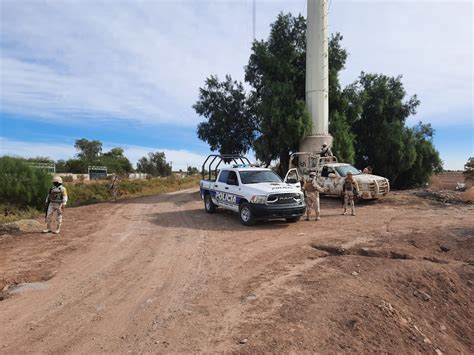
[320, 142, 333, 157]
[342, 171, 356, 216]
[43, 176, 68, 234]
[303, 171, 324, 221]
[109, 174, 120, 202]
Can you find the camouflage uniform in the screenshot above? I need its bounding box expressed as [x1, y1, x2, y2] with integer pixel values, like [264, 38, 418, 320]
[303, 176, 324, 221]
[320, 144, 333, 157]
[44, 177, 68, 234]
[342, 175, 356, 216]
[110, 176, 120, 202]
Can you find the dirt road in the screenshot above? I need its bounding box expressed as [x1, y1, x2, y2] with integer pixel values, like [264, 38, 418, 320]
[1, 189, 473, 353]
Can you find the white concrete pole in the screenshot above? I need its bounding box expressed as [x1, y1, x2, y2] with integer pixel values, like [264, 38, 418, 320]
[306, 0, 328, 135]
[299, 0, 332, 154]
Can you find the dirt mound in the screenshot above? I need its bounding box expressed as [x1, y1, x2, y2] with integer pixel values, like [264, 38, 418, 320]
[0, 219, 43, 234]
[414, 189, 472, 204]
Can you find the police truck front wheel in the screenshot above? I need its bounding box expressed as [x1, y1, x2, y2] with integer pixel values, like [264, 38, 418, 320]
[239, 202, 256, 226]
[204, 194, 216, 213]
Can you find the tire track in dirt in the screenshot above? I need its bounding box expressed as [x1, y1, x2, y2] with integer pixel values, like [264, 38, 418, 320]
[1, 190, 472, 353]
[0, 189, 210, 353]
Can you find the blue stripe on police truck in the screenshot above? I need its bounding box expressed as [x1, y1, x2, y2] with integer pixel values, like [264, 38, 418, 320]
[201, 189, 242, 205]
[215, 191, 242, 205]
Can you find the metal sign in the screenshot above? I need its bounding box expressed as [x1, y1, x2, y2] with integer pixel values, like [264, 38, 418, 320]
[88, 166, 107, 180]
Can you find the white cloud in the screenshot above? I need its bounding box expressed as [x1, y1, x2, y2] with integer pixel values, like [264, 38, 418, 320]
[0, 0, 472, 128]
[333, 0, 473, 125]
[0, 0, 255, 125]
[0, 137, 208, 170]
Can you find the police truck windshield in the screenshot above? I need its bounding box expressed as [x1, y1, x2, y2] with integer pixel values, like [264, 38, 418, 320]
[335, 165, 361, 177]
[239, 170, 282, 184]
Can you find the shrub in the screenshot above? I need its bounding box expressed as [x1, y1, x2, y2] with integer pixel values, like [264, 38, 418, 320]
[0, 156, 52, 210]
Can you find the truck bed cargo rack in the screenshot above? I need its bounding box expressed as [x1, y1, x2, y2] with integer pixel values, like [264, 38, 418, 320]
[201, 154, 251, 181]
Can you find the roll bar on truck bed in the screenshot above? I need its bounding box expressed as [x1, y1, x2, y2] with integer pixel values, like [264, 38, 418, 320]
[201, 154, 251, 181]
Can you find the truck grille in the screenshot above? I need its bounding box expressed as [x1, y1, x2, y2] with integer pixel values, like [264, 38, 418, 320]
[378, 180, 389, 194]
[267, 193, 302, 205]
[368, 180, 389, 195]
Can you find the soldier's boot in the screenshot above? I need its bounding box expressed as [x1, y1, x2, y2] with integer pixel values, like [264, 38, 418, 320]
[53, 223, 62, 234]
[305, 214, 310, 221]
[342, 208, 347, 215]
[315, 212, 321, 221]
[42, 224, 52, 233]
[351, 202, 356, 216]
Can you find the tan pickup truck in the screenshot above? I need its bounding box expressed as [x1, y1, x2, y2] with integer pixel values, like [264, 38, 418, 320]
[285, 153, 390, 200]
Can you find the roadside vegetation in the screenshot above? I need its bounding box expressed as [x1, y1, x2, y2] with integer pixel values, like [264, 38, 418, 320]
[0, 156, 199, 223]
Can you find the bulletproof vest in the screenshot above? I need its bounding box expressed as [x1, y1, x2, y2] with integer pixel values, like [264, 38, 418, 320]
[48, 186, 65, 203]
[304, 179, 316, 193]
[343, 179, 353, 191]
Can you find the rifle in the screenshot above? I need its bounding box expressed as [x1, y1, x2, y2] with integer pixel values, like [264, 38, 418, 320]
[44, 187, 52, 220]
[44, 199, 50, 221]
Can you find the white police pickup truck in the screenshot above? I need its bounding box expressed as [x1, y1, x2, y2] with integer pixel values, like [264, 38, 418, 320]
[200, 155, 305, 226]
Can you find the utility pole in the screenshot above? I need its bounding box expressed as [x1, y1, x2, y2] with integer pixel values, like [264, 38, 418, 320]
[253, 0, 256, 41]
[299, 0, 333, 153]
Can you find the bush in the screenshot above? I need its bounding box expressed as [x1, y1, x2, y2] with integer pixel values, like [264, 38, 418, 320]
[0, 156, 52, 210]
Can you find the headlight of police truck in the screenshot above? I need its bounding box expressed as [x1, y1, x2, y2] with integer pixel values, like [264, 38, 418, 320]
[250, 195, 267, 204]
[296, 192, 304, 202]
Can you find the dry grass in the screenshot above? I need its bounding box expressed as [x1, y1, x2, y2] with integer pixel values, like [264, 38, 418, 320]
[429, 175, 442, 190]
[461, 187, 474, 202]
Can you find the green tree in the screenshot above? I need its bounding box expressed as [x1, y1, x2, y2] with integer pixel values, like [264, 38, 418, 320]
[65, 159, 88, 173]
[55, 159, 68, 173]
[137, 152, 172, 177]
[102, 147, 133, 174]
[328, 33, 356, 163]
[464, 157, 474, 182]
[194, 75, 257, 156]
[74, 138, 103, 160]
[465, 157, 474, 173]
[396, 123, 443, 187]
[245, 13, 311, 174]
[349, 73, 442, 187]
[0, 156, 51, 210]
[187, 166, 199, 175]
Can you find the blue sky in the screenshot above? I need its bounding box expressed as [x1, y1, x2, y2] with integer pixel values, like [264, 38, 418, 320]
[0, 0, 472, 170]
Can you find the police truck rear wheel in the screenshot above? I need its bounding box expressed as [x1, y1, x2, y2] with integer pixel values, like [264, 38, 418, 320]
[239, 202, 256, 226]
[204, 194, 216, 213]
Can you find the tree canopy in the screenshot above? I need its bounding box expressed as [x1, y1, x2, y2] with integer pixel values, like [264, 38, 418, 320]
[74, 139, 103, 160]
[194, 75, 257, 156]
[193, 12, 442, 187]
[136, 152, 172, 177]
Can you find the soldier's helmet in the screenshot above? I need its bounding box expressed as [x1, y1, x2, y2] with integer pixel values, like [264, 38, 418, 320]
[52, 176, 63, 184]
[309, 171, 316, 177]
